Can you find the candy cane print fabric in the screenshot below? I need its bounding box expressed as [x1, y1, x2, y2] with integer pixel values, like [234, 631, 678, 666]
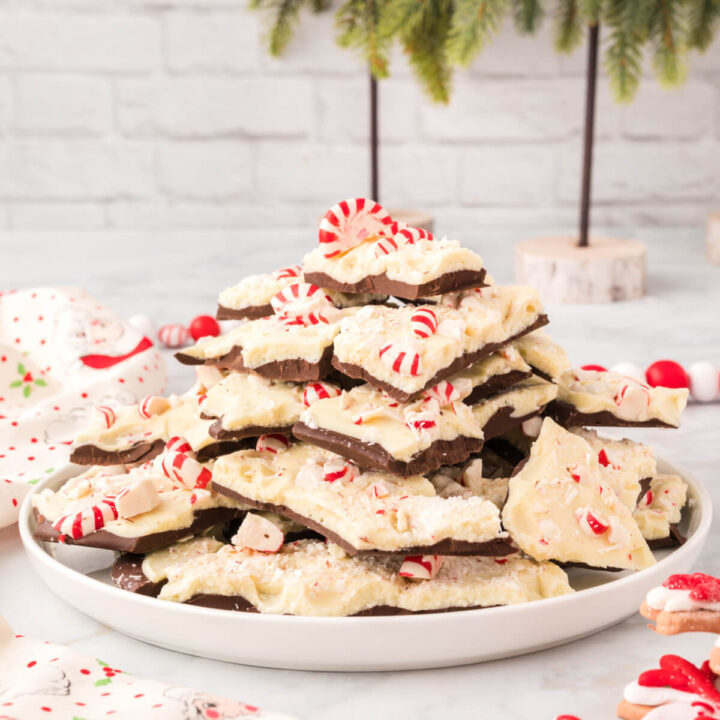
[0, 287, 166, 529]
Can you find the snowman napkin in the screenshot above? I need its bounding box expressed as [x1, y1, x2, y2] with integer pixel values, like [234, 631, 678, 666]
[0, 616, 296, 720]
[0, 287, 166, 529]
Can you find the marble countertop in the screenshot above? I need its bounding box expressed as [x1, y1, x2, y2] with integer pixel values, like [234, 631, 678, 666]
[1, 229, 719, 719]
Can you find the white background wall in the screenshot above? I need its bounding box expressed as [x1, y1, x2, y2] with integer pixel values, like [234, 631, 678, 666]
[0, 0, 719, 235]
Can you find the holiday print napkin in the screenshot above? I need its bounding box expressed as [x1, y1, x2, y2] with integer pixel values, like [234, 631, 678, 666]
[0, 287, 166, 529]
[0, 616, 297, 720]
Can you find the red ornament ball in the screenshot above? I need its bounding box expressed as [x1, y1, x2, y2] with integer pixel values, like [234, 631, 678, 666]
[581, 364, 607, 372]
[645, 359, 690, 389]
[189, 314, 220, 341]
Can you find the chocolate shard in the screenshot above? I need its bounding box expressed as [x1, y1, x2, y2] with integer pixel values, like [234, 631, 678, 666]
[195, 440, 256, 463]
[292, 421, 483, 477]
[176, 345, 335, 383]
[646, 524, 686, 550]
[207, 420, 293, 442]
[33, 506, 244, 555]
[481, 406, 546, 441]
[69, 439, 165, 466]
[216, 303, 272, 321]
[331, 314, 549, 404]
[464, 369, 534, 405]
[209, 481, 515, 558]
[303, 268, 488, 301]
[546, 400, 675, 429]
[111, 554, 165, 597]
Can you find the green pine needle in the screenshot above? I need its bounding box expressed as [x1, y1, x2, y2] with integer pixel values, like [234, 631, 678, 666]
[513, 0, 544, 33]
[554, 0, 583, 52]
[685, 0, 720, 50]
[378, 0, 429, 39]
[578, 0, 603, 23]
[447, 0, 511, 66]
[647, 0, 687, 87]
[336, 0, 390, 76]
[250, 0, 308, 56]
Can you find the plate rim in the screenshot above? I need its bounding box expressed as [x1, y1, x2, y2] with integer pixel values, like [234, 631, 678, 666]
[19, 456, 713, 627]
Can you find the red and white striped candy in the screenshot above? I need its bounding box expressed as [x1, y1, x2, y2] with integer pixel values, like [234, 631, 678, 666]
[138, 395, 170, 419]
[411, 308, 438, 339]
[404, 408, 439, 437]
[614, 381, 650, 421]
[378, 344, 423, 376]
[399, 555, 443, 580]
[273, 265, 302, 281]
[53, 498, 118, 540]
[318, 198, 394, 258]
[271, 283, 332, 315]
[575, 508, 610, 536]
[424, 379, 472, 406]
[158, 323, 190, 349]
[161, 451, 212, 490]
[322, 457, 358, 483]
[369, 481, 391, 499]
[96, 406, 116, 429]
[303, 382, 342, 407]
[115, 477, 159, 519]
[166, 435, 192, 454]
[232, 513, 285, 553]
[373, 235, 400, 257]
[395, 225, 435, 245]
[256, 433, 291, 454]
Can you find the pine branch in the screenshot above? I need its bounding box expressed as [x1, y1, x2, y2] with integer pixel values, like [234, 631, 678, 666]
[447, 0, 511, 66]
[336, 0, 390, 76]
[685, 0, 720, 50]
[602, 0, 645, 101]
[554, 0, 583, 52]
[512, 0, 544, 34]
[647, 0, 687, 87]
[378, 0, 429, 39]
[310, 0, 332, 11]
[401, 0, 454, 103]
[578, 0, 603, 24]
[250, 0, 308, 56]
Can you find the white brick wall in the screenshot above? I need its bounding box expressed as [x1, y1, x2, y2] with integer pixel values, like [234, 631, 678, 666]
[0, 1, 719, 234]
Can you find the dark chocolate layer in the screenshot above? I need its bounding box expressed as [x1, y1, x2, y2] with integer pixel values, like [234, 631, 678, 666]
[70, 439, 165, 466]
[33, 506, 244, 554]
[647, 524, 686, 549]
[209, 481, 515, 558]
[292, 421, 483, 477]
[546, 401, 676, 429]
[207, 420, 293, 442]
[464, 369, 533, 405]
[481, 405, 545, 440]
[331, 314, 549, 403]
[195, 439, 255, 463]
[216, 303, 272, 321]
[111, 553, 165, 597]
[303, 268, 487, 301]
[176, 345, 335, 383]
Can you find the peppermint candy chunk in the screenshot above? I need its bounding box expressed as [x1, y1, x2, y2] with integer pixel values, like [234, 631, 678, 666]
[378, 343, 423, 377]
[95, 405, 116, 429]
[53, 498, 119, 540]
[404, 407, 439, 439]
[373, 235, 400, 258]
[318, 198, 393, 258]
[411, 308, 438, 339]
[166, 435, 192, 454]
[161, 451, 212, 490]
[424, 378, 473, 406]
[614, 380, 650, 421]
[158, 323, 190, 349]
[575, 507, 610, 536]
[322, 457, 358, 483]
[303, 381, 342, 407]
[115, 477, 159, 519]
[271, 282, 332, 315]
[232, 513, 284, 553]
[395, 225, 435, 245]
[138, 395, 170, 419]
[256, 433, 291, 454]
[399, 555, 443, 580]
[273, 265, 302, 281]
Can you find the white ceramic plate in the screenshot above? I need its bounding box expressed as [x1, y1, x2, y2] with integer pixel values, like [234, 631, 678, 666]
[20, 458, 711, 672]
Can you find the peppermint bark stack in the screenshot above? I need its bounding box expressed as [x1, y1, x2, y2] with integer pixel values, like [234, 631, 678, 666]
[33, 198, 690, 617]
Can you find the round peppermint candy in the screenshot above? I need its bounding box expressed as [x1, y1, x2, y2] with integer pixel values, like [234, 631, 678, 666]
[318, 198, 393, 258]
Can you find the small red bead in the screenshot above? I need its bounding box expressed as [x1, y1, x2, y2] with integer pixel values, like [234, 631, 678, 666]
[646, 360, 689, 389]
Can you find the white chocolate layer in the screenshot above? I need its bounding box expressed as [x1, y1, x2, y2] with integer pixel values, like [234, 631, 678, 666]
[303, 237, 484, 287]
[33, 463, 243, 540]
[182, 309, 356, 368]
[200, 373, 305, 432]
[557, 369, 688, 427]
[299, 384, 483, 463]
[212, 443, 503, 552]
[513, 329, 570, 381]
[74, 392, 214, 454]
[471, 376, 558, 428]
[572, 428, 656, 511]
[158, 539, 572, 616]
[142, 536, 224, 583]
[634, 474, 688, 541]
[333, 286, 544, 395]
[502, 418, 655, 570]
[451, 346, 531, 390]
